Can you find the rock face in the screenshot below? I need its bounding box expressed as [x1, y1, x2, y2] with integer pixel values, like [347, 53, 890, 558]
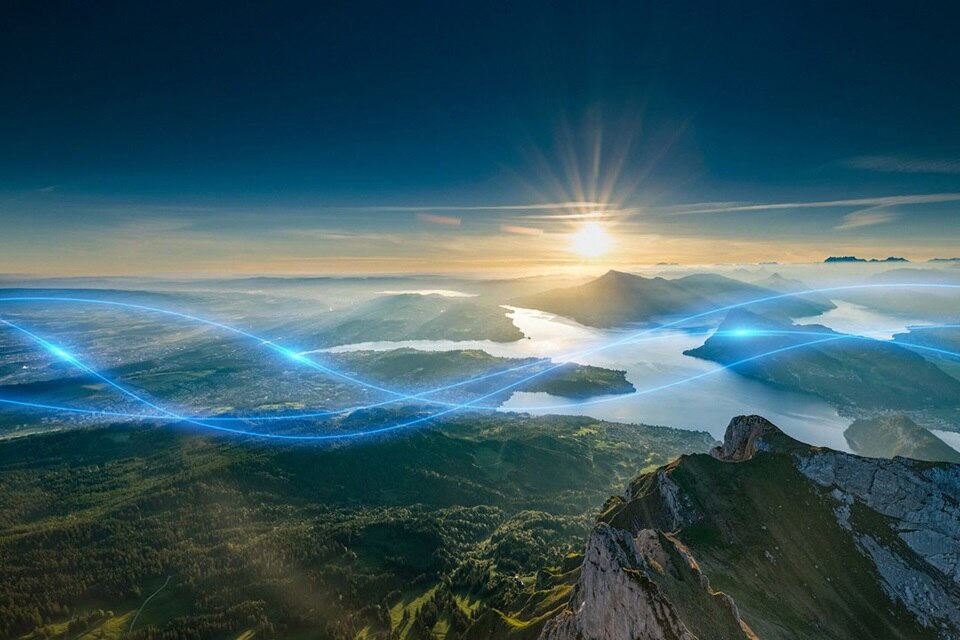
[711, 413, 781, 461]
[540, 523, 755, 640]
[540, 415, 960, 640]
[797, 450, 960, 630]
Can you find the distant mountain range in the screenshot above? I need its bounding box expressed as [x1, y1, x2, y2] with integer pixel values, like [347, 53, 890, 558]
[824, 256, 910, 263]
[531, 415, 960, 639]
[513, 270, 834, 328]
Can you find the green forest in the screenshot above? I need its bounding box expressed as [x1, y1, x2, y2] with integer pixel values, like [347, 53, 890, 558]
[0, 412, 714, 640]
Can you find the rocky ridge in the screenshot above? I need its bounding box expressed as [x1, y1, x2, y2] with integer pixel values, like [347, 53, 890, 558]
[539, 415, 960, 639]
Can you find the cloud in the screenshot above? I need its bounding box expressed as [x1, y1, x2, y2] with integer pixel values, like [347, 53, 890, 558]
[500, 224, 544, 236]
[834, 208, 900, 231]
[843, 155, 960, 174]
[416, 213, 461, 226]
[362, 201, 605, 212]
[36, 186, 57, 192]
[517, 210, 619, 221]
[656, 193, 960, 216]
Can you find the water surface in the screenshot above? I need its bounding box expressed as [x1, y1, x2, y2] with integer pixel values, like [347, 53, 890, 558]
[330, 306, 856, 450]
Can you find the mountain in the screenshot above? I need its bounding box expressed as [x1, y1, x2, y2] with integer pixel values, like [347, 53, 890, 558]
[752, 272, 835, 309]
[892, 326, 960, 379]
[824, 256, 910, 263]
[512, 270, 834, 328]
[321, 293, 524, 344]
[535, 415, 960, 639]
[684, 309, 960, 419]
[845, 414, 960, 463]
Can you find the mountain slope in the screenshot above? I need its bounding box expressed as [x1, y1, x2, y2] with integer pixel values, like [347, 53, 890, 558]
[323, 293, 524, 344]
[684, 309, 960, 420]
[538, 415, 960, 640]
[752, 272, 835, 309]
[513, 271, 833, 328]
[845, 414, 960, 463]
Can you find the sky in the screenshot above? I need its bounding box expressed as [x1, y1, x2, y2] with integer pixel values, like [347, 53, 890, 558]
[2, 1, 959, 276]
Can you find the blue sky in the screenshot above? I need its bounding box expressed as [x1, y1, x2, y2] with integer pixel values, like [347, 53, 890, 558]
[2, 1, 959, 274]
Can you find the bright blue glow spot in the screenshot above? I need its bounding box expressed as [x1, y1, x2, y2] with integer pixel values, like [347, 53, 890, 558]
[50, 346, 75, 361]
[278, 347, 306, 362]
[1, 285, 960, 440]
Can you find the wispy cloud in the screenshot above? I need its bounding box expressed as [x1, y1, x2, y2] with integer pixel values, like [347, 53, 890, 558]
[36, 185, 57, 193]
[500, 224, 544, 236]
[834, 207, 900, 230]
[656, 193, 960, 216]
[416, 212, 461, 226]
[517, 210, 619, 221]
[843, 155, 960, 174]
[362, 201, 606, 212]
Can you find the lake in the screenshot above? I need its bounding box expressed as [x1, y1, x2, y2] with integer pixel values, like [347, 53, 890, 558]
[325, 306, 862, 450]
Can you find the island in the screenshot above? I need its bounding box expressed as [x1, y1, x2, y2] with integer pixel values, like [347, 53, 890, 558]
[844, 413, 960, 463]
[330, 347, 636, 400]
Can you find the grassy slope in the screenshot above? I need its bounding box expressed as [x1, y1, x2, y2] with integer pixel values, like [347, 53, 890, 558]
[0, 413, 714, 640]
[625, 452, 934, 639]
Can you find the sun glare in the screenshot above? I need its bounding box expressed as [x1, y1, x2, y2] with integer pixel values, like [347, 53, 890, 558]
[569, 220, 613, 258]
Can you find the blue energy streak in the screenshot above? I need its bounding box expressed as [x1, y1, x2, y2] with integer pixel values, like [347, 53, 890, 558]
[5, 324, 960, 420]
[2, 322, 960, 439]
[2, 282, 960, 423]
[0, 319, 219, 433]
[0, 295, 544, 418]
[0, 283, 959, 439]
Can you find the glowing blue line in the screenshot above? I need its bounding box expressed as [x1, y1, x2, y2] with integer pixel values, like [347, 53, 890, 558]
[2, 287, 959, 422]
[2, 324, 959, 439]
[1, 283, 959, 423]
[1, 284, 959, 439]
[0, 319, 218, 432]
[492, 332, 960, 412]
[5, 322, 957, 420]
[0, 295, 417, 402]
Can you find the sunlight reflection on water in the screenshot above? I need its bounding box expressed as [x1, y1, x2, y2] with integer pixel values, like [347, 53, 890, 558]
[326, 306, 859, 450]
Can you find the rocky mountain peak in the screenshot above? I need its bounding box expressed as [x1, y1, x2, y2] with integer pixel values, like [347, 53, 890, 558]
[711, 414, 785, 461]
[540, 415, 960, 639]
[596, 269, 640, 284]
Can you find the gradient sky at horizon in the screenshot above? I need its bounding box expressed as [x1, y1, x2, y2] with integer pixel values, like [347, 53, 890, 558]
[2, 1, 959, 275]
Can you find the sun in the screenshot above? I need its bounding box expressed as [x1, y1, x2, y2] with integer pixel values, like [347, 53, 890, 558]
[569, 221, 613, 258]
